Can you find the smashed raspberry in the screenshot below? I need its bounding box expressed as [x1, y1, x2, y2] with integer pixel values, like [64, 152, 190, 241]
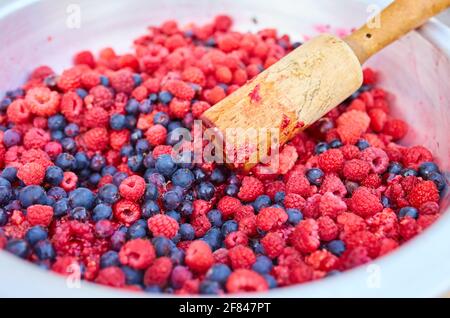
[144, 257, 173, 287]
[226, 269, 268, 293]
[119, 175, 146, 201]
[256, 207, 288, 232]
[228, 245, 256, 270]
[237, 176, 264, 202]
[147, 214, 179, 239]
[27, 205, 54, 227]
[119, 238, 156, 269]
[185, 240, 214, 273]
[17, 162, 45, 185]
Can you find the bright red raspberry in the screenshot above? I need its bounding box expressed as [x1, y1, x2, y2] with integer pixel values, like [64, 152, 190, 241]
[285, 171, 311, 197]
[60, 92, 83, 123]
[233, 68, 248, 86]
[224, 231, 249, 249]
[182, 67, 206, 87]
[318, 149, 344, 173]
[81, 71, 101, 88]
[165, 80, 195, 100]
[27, 205, 54, 227]
[234, 205, 255, 222]
[366, 209, 399, 239]
[256, 207, 288, 232]
[215, 66, 233, 84]
[337, 212, 367, 234]
[402, 145, 433, 169]
[343, 159, 371, 182]
[399, 216, 420, 240]
[349, 187, 383, 218]
[407, 180, 440, 208]
[319, 173, 347, 197]
[339, 246, 371, 270]
[192, 214, 212, 237]
[6, 99, 30, 124]
[113, 200, 141, 225]
[217, 196, 241, 219]
[264, 180, 286, 200]
[238, 215, 257, 237]
[359, 146, 389, 174]
[83, 107, 109, 128]
[228, 245, 256, 270]
[185, 240, 214, 273]
[289, 261, 314, 284]
[25, 87, 60, 117]
[144, 257, 173, 287]
[368, 108, 387, 132]
[261, 232, 285, 258]
[317, 216, 339, 241]
[343, 230, 381, 258]
[147, 214, 179, 239]
[419, 201, 440, 215]
[109, 130, 130, 150]
[83, 127, 109, 151]
[61, 171, 78, 191]
[191, 101, 211, 118]
[169, 98, 191, 119]
[284, 193, 306, 211]
[89, 85, 114, 109]
[119, 175, 146, 201]
[226, 269, 268, 293]
[17, 162, 45, 185]
[361, 173, 382, 188]
[214, 14, 233, 31]
[119, 238, 156, 269]
[110, 69, 135, 94]
[95, 267, 126, 288]
[306, 250, 339, 271]
[340, 144, 360, 160]
[217, 34, 240, 52]
[291, 219, 320, 254]
[379, 238, 399, 256]
[336, 110, 370, 144]
[383, 118, 408, 140]
[23, 128, 50, 150]
[318, 192, 347, 219]
[57, 67, 83, 92]
[203, 86, 226, 105]
[237, 176, 264, 202]
[145, 124, 167, 147]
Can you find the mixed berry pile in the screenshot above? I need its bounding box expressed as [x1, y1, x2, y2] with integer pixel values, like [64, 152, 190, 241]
[0, 16, 447, 294]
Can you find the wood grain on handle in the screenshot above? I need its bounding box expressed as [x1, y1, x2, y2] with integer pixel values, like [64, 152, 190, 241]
[345, 0, 450, 64]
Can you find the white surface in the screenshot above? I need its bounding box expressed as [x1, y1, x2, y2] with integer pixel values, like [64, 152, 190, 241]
[0, 0, 449, 297]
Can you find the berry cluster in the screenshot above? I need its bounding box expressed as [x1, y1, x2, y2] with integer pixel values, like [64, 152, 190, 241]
[0, 16, 446, 295]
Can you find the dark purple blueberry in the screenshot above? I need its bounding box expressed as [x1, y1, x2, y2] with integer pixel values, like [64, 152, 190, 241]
[127, 219, 148, 239]
[428, 171, 447, 192]
[1, 166, 17, 182]
[3, 129, 21, 147]
[47, 114, 66, 131]
[55, 153, 76, 171]
[125, 98, 140, 115]
[142, 200, 160, 219]
[158, 91, 173, 105]
[100, 251, 120, 268]
[34, 240, 56, 260]
[61, 137, 77, 153]
[387, 162, 403, 175]
[0, 186, 12, 205]
[6, 239, 30, 258]
[179, 223, 195, 241]
[196, 182, 215, 201]
[64, 123, 80, 137]
[98, 184, 119, 204]
[24, 226, 48, 246]
[152, 237, 175, 257]
[122, 266, 143, 285]
[172, 168, 195, 188]
[138, 99, 153, 114]
[252, 255, 273, 274]
[329, 139, 343, 148]
[156, 154, 177, 177]
[92, 204, 113, 222]
[110, 113, 126, 130]
[179, 201, 193, 218]
[45, 166, 64, 186]
[225, 184, 239, 197]
[326, 240, 346, 256]
[398, 206, 419, 219]
[221, 220, 238, 236]
[69, 207, 89, 221]
[199, 281, 221, 295]
[315, 142, 329, 155]
[90, 154, 106, 172]
[153, 111, 170, 127]
[0, 209, 8, 226]
[202, 228, 222, 251]
[287, 208, 303, 225]
[356, 139, 370, 150]
[19, 185, 46, 208]
[163, 190, 182, 210]
[306, 168, 324, 186]
[54, 198, 70, 217]
[252, 195, 271, 212]
[207, 209, 222, 227]
[68, 188, 96, 209]
[206, 264, 231, 285]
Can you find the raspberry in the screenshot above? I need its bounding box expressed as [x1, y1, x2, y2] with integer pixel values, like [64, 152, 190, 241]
[343, 230, 381, 258]
[291, 219, 320, 254]
[74, 51, 96, 68]
[359, 147, 389, 174]
[399, 217, 420, 240]
[378, 237, 399, 256]
[361, 173, 382, 188]
[110, 70, 135, 94]
[152, 145, 173, 158]
[256, 207, 288, 232]
[349, 187, 383, 218]
[144, 257, 173, 287]
[119, 238, 156, 269]
[23, 128, 50, 150]
[217, 34, 240, 52]
[339, 246, 371, 270]
[340, 144, 360, 160]
[113, 200, 141, 225]
[343, 159, 371, 181]
[182, 67, 206, 87]
[81, 71, 101, 88]
[6, 99, 30, 124]
[383, 118, 408, 140]
[169, 98, 191, 119]
[119, 175, 146, 201]
[336, 110, 370, 144]
[83, 127, 109, 151]
[228, 245, 256, 269]
[191, 101, 211, 118]
[109, 130, 130, 150]
[366, 209, 399, 239]
[368, 108, 387, 132]
[95, 267, 126, 288]
[192, 214, 212, 238]
[215, 66, 233, 84]
[317, 216, 339, 241]
[145, 124, 167, 147]
[214, 15, 233, 31]
[165, 80, 195, 100]
[407, 180, 440, 208]
[318, 149, 344, 173]
[363, 67, 377, 85]
[419, 201, 440, 215]
[233, 68, 248, 86]
[224, 231, 249, 249]
[147, 214, 179, 239]
[83, 107, 109, 128]
[319, 173, 347, 197]
[61, 171, 78, 191]
[289, 261, 314, 284]
[261, 232, 285, 258]
[402, 146, 433, 169]
[57, 67, 83, 92]
[25, 87, 60, 117]
[306, 250, 338, 271]
[27, 205, 54, 227]
[217, 196, 241, 219]
[17, 162, 45, 185]
[234, 205, 255, 222]
[264, 181, 286, 200]
[237, 176, 264, 202]
[319, 192, 347, 219]
[89, 85, 114, 109]
[238, 216, 257, 237]
[203, 86, 226, 105]
[285, 172, 311, 197]
[185, 240, 214, 273]
[284, 193, 306, 211]
[30, 65, 54, 81]
[226, 269, 268, 293]
[60, 92, 84, 123]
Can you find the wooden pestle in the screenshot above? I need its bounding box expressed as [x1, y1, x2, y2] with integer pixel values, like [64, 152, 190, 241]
[201, 0, 450, 171]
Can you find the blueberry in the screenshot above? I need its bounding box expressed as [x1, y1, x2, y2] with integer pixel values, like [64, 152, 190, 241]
[126, 99, 140, 115]
[306, 168, 325, 186]
[54, 198, 70, 217]
[19, 185, 46, 208]
[401, 168, 418, 177]
[70, 207, 89, 221]
[55, 153, 76, 171]
[125, 115, 137, 129]
[0, 186, 12, 205]
[92, 204, 112, 221]
[221, 220, 238, 236]
[100, 75, 110, 86]
[122, 266, 143, 285]
[3, 129, 21, 147]
[110, 113, 126, 130]
[0, 177, 12, 188]
[142, 200, 161, 219]
[130, 129, 143, 143]
[252, 255, 273, 274]
[100, 251, 120, 268]
[0, 97, 12, 111]
[98, 184, 119, 204]
[326, 240, 346, 256]
[315, 142, 329, 155]
[193, 168, 207, 182]
[202, 228, 223, 251]
[139, 99, 153, 114]
[156, 154, 177, 177]
[45, 166, 64, 186]
[207, 209, 223, 227]
[381, 195, 390, 208]
[69, 188, 96, 209]
[60, 137, 77, 153]
[25, 226, 48, 246]
[356, 139, 370, 150]
[287, 208, 303, 225]
[48, 114, 66, 131]
[144, 184, 158, 202]
[128, 220, 148, 239]
[387, 162, 403, 175]
[1, 166, 17, 182]
[47, 187, 67, 201]
[88, 173, 101, 186]
[252, 195, 271, 212]
[128, 154, 143, 172]
[166, 210, 181, 222]
[110, 230, 127, 251]
[197, 182, 215, 200]
[179, 223, 195, 241]
[210, 168, 226, 184]
[50, 130, 64, 141]
[145, 285, 162, 293]
[113, 172, 129, 187]
[329, 139, 343, 148]
[102, 165, 118, 177]
[64, 123, 80, 137]
[199, 280, 221, 295]
[418, 162, 440, 179]
[168, 121, 182, 132]
[250, 239, 265, 255]
[153, 111, 170, 127]
[152, 237, 175, 257]
[0, 209, 8, 226]
[224, 184, 239, 197]
[206, 264, 231, 285]
[6, 239, 30, 258]
[162, 191, 181, 211]
[135, 139, 150, 154]
[74, 152, 89, 170]
[179, 201, 193, 218]
[90, 154, 106, 172]
[428, 172, 447, 192]
[158, 91, 173, 104]
[172, 169, 195, 188]
[398, 206, 419, 219]
[34, 240, 56, 260]
[170, 247, 185, 265]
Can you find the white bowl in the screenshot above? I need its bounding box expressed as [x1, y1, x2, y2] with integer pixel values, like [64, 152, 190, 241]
[0, 0, 449, 297]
